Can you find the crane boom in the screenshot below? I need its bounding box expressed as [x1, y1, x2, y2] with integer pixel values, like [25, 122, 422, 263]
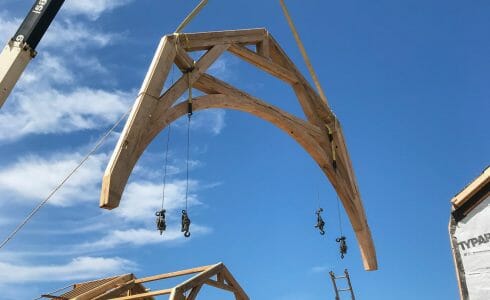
[0, 0, 65, 108]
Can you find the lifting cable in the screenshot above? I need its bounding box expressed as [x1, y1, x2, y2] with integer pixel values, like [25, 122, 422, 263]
[279, 0, 348, 259]
[181, 71, 193, 238]
[175, 0, 208, 33]
[156, 124, 171, 235]
[0, 106, 132, 251]
[157, 0, 207, 237]
[156, 65, 176, 236]
[278, 0, 329, 106]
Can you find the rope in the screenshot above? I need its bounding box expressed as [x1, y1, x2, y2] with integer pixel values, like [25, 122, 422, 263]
[161, 125, 172, 210]
[278, 0, 330, 107]
[184, 71, 193, 211]
[0, 106, 132, 251]
[161, 64, 176, 210]
[185, 112, 191, 211]
[175, 0, 209, 33]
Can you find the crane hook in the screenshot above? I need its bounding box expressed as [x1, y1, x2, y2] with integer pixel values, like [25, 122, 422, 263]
[155, 209, 167, 235]
[181, 209, 191, 238]
[315, 208, 326, 235]
[336, 236, 348, 259]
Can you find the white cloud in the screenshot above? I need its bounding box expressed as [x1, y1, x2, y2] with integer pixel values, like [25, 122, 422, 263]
[117, 179, 200, 221]
[0, 13, 19, 44]
[311, 265, 330, 273]
[0, 13, 116, 49]
[0, 88, 132, 141]
[192, 109, 226, 135]
[20, 53, 74, 85]
[172, 109, 227, 136]
[0, 256, 135, 283]
[42, 19, 117, 49]
[63, 0, 134, 20]
[0, 12, 134, 141]
[0, 153, 107, 206]
[80, 226, 211, 251]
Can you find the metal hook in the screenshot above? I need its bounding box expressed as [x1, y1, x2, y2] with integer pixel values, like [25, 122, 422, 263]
[315, 208, 326, 235]
[155, 209, 166, 235]
[336, 236, 348, 259]
[181, 209, 191, 238]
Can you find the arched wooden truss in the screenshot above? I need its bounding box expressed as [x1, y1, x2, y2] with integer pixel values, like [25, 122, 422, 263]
[100, 28, 378, 271]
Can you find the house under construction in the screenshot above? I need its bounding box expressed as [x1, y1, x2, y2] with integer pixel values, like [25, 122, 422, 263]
[39, 263, 248, 300]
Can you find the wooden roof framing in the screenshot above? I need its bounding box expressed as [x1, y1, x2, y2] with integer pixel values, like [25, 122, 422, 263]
[451, 166, 490, 222]
[40, 263, 248, 300]
[99, 28, 378, 271]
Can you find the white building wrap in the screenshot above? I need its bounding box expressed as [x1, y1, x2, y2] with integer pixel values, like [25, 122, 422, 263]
[454, 195, 490, 299]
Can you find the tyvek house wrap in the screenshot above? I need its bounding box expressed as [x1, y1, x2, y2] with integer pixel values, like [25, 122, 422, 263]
[454, 195, 490, 299]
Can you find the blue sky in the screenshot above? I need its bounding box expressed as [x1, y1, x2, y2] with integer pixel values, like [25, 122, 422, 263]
[0, 0, 488, 299]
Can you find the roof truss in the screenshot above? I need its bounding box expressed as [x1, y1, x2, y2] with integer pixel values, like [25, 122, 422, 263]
[99, 28, 377, 271]
[41, 263, 248, 300]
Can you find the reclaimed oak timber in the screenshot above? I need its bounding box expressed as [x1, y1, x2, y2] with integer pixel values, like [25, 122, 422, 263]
[135, 264, 214, 284]
[110, 288, 172, 300]
[154, 92, 370, 267]
[227, 44, 298, 84]
[220, 266, 249, 300]
[100, 28, 377, 271]
[73, 274, 133, 300]
[91, 281, 135, 300]
[186, 284, 202, 300]
[204, 279, 235, 292]
[174, 263, 224, 293]
[174, 28, 267, 51]
[192, 75, 363, 226]
[100, 44, 228, 209]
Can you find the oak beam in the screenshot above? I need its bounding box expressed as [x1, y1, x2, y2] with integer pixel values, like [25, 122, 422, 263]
[186, 284, 202, 300]
[73, 274, 133, 300]
[174, 263, 224, 293]
[228, 44, 298, 84]
[204, 279, 235, 292]
[173, 28, 267, 51]
[135, 264, 215, 284]
[109, 288, 172, 300]
[100, 44, 228, 209]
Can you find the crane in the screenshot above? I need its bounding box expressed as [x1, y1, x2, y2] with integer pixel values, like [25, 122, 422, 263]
[0, 0, 65, 108]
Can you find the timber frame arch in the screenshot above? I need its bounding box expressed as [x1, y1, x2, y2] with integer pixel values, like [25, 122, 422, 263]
[100, 28, 378, 271]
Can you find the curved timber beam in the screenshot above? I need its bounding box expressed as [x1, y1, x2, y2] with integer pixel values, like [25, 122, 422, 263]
[100, 29, 377, 270]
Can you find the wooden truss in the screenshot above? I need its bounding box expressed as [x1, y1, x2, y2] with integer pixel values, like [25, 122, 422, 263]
[100, 28, 378, 271]
[41, 263, 248, 300]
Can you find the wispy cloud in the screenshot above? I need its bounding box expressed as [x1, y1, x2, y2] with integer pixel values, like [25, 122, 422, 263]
[63, 0, 135, 20]
[0, 87, 132, 141]
[80, 226, 211, 251]
[117, 179, 201, 221]
[0, 153, 107, 206]
[42, 19, 118, 49]
[0, 12, 134, 141]
[191, 109, 226, 135]
[0, 13, 19, 43]
[0, 256, 135, 283]
[310, 265, 330, 273]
